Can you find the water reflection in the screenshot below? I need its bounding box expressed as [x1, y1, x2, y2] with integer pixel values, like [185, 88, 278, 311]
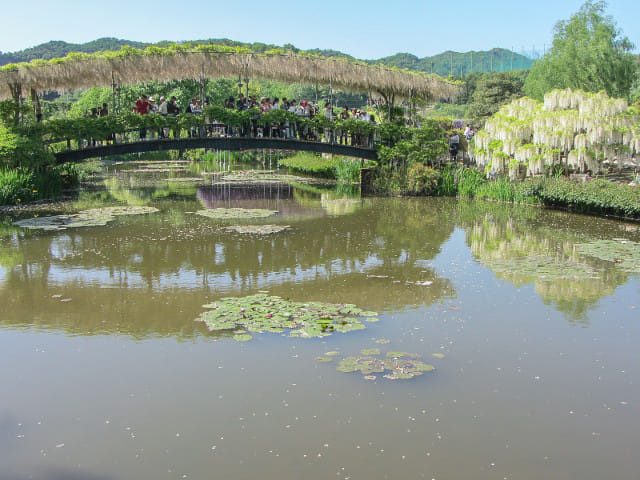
[456, 200, 638, 324]
[0, 193, 456, 338]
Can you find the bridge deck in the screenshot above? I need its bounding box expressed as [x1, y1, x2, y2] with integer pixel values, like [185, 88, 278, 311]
[54, 137, 378, 163]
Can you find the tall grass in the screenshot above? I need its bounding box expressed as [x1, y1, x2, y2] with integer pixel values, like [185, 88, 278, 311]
[333, 157, 363, 183]
[0, 164, 84, 206]
[0, 167, 35, 205]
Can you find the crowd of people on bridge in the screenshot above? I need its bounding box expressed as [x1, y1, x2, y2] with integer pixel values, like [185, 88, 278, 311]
[83, 93, 475, 159]
[125, 93, 377, 146]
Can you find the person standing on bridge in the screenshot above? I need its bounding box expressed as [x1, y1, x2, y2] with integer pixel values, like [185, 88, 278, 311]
[135, 95, 149, 140]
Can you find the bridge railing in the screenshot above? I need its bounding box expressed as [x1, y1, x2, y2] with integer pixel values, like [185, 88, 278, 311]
[41, 108, 403, 154]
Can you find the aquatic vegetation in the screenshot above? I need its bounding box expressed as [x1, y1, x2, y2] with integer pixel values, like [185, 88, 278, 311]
[196, 293, 377, 340]
[12, 206, 159, 231]
[336, 352, 434, 380]
[575, 239, 640, 272]
[194, 208, 278, 220]
[360, 348, 381, 355]
[432, 353, 446, 359]
[224, 224, 290, 235]
[233, 333, 253, 342]
[385, 351, 422, 359]
[315, 356, 334, 362]
[487, 256, 598, 280]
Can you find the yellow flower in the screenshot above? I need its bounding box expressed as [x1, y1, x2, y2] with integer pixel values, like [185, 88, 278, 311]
[32, 190, 38, 193]
[16, 198, 21, 203]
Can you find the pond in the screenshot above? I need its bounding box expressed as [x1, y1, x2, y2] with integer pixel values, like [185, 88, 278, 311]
[1, 161, 639, 480]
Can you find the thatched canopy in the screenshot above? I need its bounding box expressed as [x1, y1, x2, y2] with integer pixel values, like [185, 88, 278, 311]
[0, 45, 459, 102]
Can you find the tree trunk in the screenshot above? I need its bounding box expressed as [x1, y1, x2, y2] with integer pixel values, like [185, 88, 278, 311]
[31, 88, 42, 122]
[8, 82, 22, 126]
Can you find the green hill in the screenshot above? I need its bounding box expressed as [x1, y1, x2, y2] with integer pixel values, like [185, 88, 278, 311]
[372, 48, 533, 75]
[0, 38, 531, 75]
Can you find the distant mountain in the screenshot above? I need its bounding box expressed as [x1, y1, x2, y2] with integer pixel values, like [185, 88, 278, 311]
[0, 38, 148, 64]
[371, 48, 533, 76]
[0, 38, 530, 75]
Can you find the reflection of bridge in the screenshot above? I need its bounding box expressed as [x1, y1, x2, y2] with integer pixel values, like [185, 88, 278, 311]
[54, 136, 378, 163]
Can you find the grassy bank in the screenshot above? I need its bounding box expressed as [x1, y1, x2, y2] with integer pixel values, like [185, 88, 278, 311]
[432, 164, 640, 220]
[0, 164, 87, 205]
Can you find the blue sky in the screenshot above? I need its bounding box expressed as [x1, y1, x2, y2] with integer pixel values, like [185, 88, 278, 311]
[2, 0, 638, 59]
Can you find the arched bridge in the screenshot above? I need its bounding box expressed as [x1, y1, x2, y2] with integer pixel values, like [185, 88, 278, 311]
[54, 136, 378, 163]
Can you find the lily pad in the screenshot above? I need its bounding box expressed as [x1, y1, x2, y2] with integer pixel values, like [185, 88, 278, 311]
[315, 356, 334, 362]
[13, 206, 159, 231]
[324, 351, 341, 356]
[224, 224, 290, 235]
[336, 352, 434, 380]
[233, 333, 253, 342]
[575, 239, 640, 272]
[432, 353, 446, 359]
[196, 293, 376, 342]
[361, 348, 381, 355]
[194, 208, 278, 220]
[386, 351, 422, 359]
[375, 339, 390, 344]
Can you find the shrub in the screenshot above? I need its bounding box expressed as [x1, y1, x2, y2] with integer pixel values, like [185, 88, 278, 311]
[406, 163, 439, 195]
[537, 178, 640, 218]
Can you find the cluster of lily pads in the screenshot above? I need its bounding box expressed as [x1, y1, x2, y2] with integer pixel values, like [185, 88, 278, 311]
[196, 293, 378, 341]
[224, 224, 290, 235]
[575, 239, 640, 273]
[12, 206, 159, 231]
[328, 349, 435, 380]
[194, 208, 278, 220]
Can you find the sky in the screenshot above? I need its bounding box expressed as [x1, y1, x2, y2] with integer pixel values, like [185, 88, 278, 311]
[1, 0, 638, 59]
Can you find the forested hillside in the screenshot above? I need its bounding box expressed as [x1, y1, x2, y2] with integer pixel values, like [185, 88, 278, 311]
[0, 37, 531, 75]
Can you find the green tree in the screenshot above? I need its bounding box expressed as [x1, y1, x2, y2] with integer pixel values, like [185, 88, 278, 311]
[468, 71, 527, 120]
[523, 1, 637, 100]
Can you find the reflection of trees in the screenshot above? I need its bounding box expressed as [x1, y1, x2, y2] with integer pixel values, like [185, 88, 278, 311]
[457, 200, 632, 325]
[0, 196, 456, 338]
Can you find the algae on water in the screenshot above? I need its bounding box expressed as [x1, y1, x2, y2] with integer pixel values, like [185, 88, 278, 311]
[194, 208, 278, 220]
[13, 206, 159, 231]
[224, 225, 290, 235]
[575, 239, 640, 273]
[336, 352, 434, 380]
[196, 293, 377, 341]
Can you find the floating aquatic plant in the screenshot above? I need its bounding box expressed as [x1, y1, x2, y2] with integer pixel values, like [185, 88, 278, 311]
[336, 352, 434, 380]
[575, 239, 640, 272]
[12, 206, 159, 231]
[487, 256, 598, 280]
[315, 356, 334, 362]
[196, 293, 376, 341]
[360, 348, 381, 355]
[224, 224, 290, 235]
[194, 208, 278, 220]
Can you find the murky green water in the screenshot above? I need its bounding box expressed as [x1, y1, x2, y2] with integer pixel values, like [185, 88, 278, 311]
[2, 164, 640, 479]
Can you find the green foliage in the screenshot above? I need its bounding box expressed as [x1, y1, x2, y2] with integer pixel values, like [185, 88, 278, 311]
[467, 71, 527, 120]
[279, 152, 336, 177]
[523, 1, 637, 100]
[333, 158, 363, 183]
[0, 167, 35, 204]
[536, 177, 640, 217]
[376, 118, 447, 168]
[406, 163, 439, 195]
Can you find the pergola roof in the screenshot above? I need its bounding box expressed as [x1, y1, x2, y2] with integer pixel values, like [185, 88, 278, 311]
[0, 45, 459, 101]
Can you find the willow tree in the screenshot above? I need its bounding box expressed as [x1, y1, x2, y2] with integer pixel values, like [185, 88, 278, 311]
[524, 1, 637, 101]
[473, 88, 640, 177]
